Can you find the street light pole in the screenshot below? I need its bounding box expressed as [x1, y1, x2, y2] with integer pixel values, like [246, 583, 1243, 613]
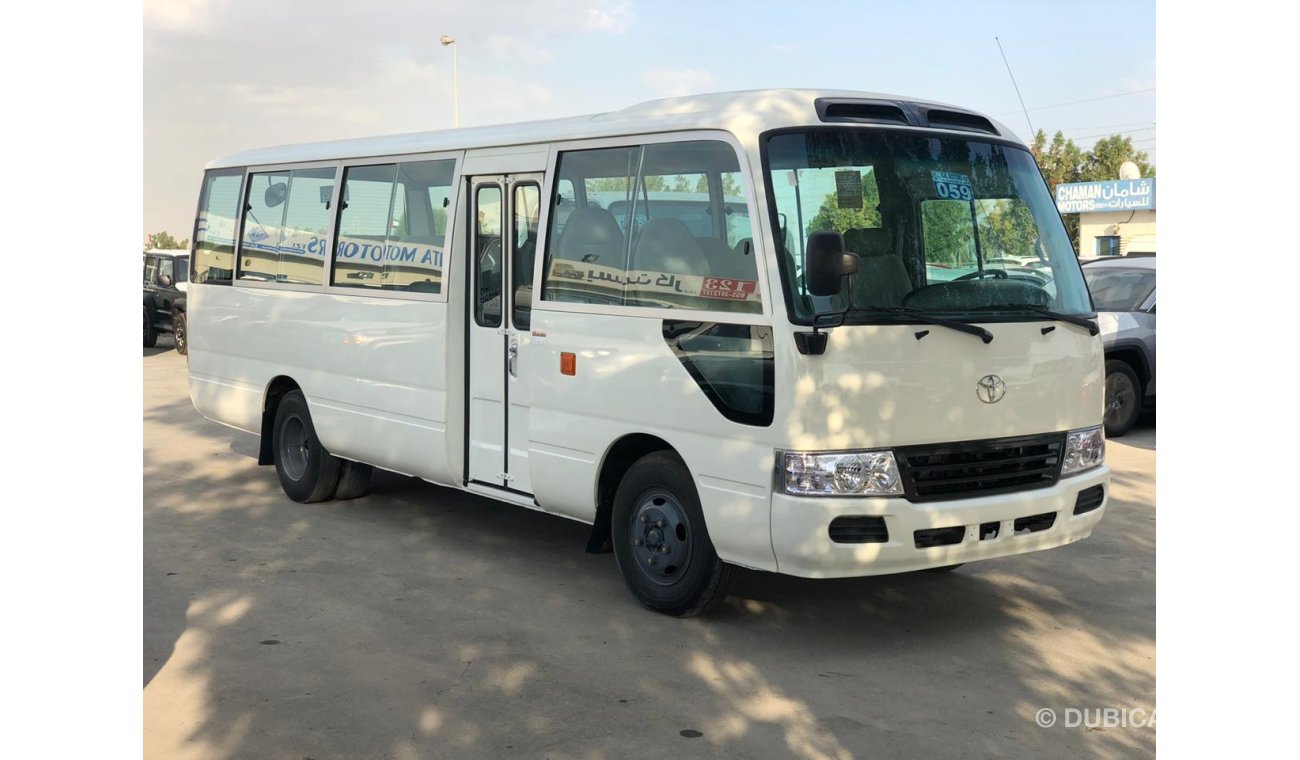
[439, 34, 459, 128]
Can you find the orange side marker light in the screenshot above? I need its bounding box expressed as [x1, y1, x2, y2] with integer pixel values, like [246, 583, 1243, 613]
[560, 352, 576, 376]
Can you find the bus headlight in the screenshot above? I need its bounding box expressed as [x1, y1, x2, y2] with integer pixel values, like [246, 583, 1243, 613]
[781, 450, 904, 496]
[1061, 426, 1105, 475]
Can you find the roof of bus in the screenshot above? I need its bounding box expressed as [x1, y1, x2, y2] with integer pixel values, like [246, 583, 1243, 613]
[206, 89, 1021, 170]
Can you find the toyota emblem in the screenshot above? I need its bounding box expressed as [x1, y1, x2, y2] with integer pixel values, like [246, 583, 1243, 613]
[976, 375, 1006, 404]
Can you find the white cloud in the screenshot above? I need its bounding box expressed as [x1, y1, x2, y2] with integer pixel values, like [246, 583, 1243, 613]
[485, 34, 555, 64]
[585, 0, 634, 32]
[143, 0, 226, 34]
[641, 68, 716, 98]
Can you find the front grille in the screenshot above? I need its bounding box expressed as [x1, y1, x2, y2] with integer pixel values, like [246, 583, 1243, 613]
[897, 433, 1066, 503]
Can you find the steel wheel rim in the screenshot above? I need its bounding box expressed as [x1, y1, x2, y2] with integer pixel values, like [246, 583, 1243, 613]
[280, 414, 309, 481]
[628, 488, 692, 587]
[175, 320, 185, 350]
[1105, 373, 1136, 429]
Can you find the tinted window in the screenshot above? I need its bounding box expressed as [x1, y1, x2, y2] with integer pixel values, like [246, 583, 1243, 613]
[512, 183, 540, 329]
[542, 140, 761, 313]
[193, 168, 243, 284]
[766, 131, 1090, 321]
[475, 185, 503, 327]
[279, 167, 335, 284]
[332, 159, 455, 293]
[1082, 266, 1155, 311]
[237, 167, 336, 284]
[238, 171, 290, 282]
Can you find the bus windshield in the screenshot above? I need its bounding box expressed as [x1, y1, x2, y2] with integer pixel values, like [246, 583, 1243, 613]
[765, 130, 1092, 323]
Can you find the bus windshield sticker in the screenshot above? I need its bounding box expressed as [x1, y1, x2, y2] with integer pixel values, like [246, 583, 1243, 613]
[835, 171, 863, 209]
[931, 171, 974, 201]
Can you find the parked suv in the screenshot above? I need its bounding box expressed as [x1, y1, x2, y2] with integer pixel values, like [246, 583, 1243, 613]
[143, 250, 189, 354]
[1082, 257, 1156, 436]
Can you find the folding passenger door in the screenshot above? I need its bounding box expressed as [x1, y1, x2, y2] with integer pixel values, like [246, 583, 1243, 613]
[465, 174, 542, 495]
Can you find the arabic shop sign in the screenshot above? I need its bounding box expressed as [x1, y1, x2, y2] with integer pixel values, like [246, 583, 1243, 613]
[1055, 178, 1155, 214]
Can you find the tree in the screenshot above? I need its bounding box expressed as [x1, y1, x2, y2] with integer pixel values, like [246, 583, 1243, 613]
[1030, 129, 1155, 249]
[1083, 135, 1155, 181]
[148, 231, 188, 249]
[805, 171, 882, 235]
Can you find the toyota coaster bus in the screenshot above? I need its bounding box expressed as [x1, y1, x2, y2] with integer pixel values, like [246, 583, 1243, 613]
[186, 89, 1109, 616]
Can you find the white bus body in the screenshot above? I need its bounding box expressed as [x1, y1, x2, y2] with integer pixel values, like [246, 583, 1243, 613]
[187, 90, 1109, 615]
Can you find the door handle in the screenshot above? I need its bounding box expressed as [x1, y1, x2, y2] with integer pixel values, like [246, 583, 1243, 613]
[507, 342, 519, 377]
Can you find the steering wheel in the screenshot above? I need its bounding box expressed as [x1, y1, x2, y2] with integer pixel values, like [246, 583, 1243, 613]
[956, 269, 1009, 281]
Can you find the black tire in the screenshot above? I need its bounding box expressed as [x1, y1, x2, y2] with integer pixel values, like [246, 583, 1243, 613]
[611, 451, 734, 617]
[173, 313, 188, 356]
[1103, 360, 1142, 437]
[334, 460, 373, 500]
[144, 305, 158, 348]
[271, 391, 341, 503]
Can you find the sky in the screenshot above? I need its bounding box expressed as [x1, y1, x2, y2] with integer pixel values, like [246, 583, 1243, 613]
[143, 0, 1155, 239]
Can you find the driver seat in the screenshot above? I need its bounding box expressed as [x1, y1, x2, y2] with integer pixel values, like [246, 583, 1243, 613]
[843, 228, 912, 307]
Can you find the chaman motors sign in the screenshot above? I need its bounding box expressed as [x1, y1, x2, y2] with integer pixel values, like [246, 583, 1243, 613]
[1055, 178, 1156, 214]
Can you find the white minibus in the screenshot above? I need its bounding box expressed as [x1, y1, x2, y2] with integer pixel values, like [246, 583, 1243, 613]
[187, 89, 1109, 616]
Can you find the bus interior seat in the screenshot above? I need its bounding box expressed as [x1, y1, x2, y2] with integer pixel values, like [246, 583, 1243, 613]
[630, 217, 706, 277]
[554, 206, 625, 265]
[843, 227, 912, 307]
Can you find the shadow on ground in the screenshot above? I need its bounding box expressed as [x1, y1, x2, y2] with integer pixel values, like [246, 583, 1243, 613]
[144, 351, 1155, 759]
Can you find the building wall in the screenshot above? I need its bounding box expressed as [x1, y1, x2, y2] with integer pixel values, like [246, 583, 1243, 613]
[1078, 210, 1156, 257]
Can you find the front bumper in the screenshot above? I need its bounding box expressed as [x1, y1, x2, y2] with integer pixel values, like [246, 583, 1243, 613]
[770, 465, 1110, 578]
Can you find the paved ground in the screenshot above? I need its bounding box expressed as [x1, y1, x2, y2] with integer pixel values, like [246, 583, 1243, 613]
[144, 344, 1155, 759]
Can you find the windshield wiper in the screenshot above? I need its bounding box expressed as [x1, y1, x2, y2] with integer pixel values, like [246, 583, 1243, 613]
[845, 306, 993, 344]
[965, 304, 1099, 335]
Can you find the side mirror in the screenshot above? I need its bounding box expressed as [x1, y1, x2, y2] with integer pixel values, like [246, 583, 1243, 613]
[805, 231, 860, 297]
[158, 274, 174, 288]
[264, 182, 288, 208]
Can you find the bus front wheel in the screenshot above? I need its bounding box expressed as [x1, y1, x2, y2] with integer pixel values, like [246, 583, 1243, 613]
[272, 391, 341, 503]
[611, 451, 734, 617]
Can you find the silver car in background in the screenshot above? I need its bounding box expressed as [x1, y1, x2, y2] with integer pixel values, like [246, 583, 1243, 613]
[1082, 257, 1156, 436]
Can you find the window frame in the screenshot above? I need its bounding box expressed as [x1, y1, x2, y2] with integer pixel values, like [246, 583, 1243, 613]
[533, 130, 773, 326]
[230, 151, 463, 302]
[1095, 235, 1121, 258]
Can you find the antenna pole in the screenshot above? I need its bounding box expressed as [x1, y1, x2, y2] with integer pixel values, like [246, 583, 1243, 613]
[995, 36, 1035, 139]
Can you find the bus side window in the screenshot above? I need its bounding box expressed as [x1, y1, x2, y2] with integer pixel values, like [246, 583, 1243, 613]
[193, 168, 243, 285]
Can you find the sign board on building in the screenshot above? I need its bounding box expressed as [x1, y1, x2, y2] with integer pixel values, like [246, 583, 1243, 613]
[1055, 178, 1156, 214]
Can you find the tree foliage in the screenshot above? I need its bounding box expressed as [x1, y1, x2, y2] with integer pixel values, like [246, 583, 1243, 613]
[148, 231, 188, 249]
[1030, 130, 1155, 247]
[805, 171, 882, 234]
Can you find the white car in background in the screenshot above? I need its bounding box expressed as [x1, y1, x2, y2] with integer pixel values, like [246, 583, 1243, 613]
[1082, 257, 1156, 436]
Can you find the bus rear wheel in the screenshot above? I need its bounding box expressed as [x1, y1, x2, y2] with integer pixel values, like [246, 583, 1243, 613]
[611, 451, 734, 617]
[272, 391, 341, 503]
